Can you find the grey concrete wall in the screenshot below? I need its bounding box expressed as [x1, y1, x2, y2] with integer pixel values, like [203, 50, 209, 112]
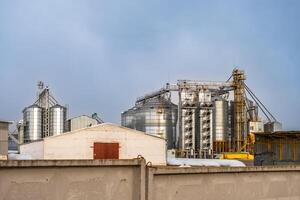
[147, 166, 300, 200]
[0, 159, 145, 200]
[1, 159, 300, 200]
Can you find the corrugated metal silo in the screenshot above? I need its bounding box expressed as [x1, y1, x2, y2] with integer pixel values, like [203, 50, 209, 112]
[213, 99, 229, 142]
[23, 105, 42, 142]
[122, 97, 178, 149]
[49, 105, 67, 136]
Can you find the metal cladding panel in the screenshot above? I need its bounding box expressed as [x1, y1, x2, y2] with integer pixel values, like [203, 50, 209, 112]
[93, 143, 119, 159]
[23, 105, 42, 142]
[254, 134, 300, 166]
[181, 108, 198, 151]
[213, 100, 229, 142]
[199, 108, 213, 155]
[228, 101, 235, 143]
[49, 105, 67, 136]
[122, 97, 178, 149]
[121, 110, 135, 129]
[68, 116, 98, 132]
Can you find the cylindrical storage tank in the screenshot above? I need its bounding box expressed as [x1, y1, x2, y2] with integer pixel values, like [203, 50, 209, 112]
[23, 105, 42, 142]
[121, 109, 135, 129]
[213, 99, 228, 141]
[49, 104, 67, 136]
[141, 97, 178, 149]
[122, 97, 178, 149]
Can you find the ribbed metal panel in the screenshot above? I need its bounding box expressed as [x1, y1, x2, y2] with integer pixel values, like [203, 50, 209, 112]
[121, 97, 178, 149]
[254, 133, 300, 166]
[180, 90, 198, 152]
[199, 108, 212, 152]
[213, 100, 228, 142]
[23, 105, 42, 142]
[49, 105, 67, 136]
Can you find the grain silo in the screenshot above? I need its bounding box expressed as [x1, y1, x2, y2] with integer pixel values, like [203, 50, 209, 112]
[23, 104, 42, 142]
[49, 104, 67, 136]
[122, 97, 178, 149]
[22, 81, 68, 143]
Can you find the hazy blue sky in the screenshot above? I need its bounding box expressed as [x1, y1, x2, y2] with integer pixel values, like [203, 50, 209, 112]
[1, 1, 299, 130]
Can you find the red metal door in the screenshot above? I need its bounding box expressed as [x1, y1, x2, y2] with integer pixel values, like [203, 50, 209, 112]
[93, 142, 119, 159]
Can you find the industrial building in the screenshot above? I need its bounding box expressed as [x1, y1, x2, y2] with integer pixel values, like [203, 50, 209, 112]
[8, 82, 106, 154]
[20, 123, 166, 165]
[254, 131, 300, 166]
[19, 81, 67, 143]
[122, 69, 280, 158]
[65, 113, 103, 132]
[0, 120, 12, 160]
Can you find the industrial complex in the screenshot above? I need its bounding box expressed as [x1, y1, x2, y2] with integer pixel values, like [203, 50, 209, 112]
[0, 69, 299, 167]
[2, 1, 300, 198]
[122, 69, 290, 163]
[0, 68, 300, 200]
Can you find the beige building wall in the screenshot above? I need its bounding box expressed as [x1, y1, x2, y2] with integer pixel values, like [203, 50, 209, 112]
[21, 123, 166, 165]
[0, 121, 10, 159]
[20, 140, 44, 159]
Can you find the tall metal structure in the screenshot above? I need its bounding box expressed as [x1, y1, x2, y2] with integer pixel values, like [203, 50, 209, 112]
[124, 80, 233, 157]
[198, 90, 214, 157]
[35, 87, 57, 137]
[232, 69, 246, 152]
[178, 83, 199, 155]
[177, 81, 232, 157]
[22, 81, 67, 143]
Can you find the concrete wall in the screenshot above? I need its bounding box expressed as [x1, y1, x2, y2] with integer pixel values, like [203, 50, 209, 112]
[1, 159, 300, 200]
[0, 159, 145, 200]
[20, 124, 166, 165]
[147, 166, 300, 200]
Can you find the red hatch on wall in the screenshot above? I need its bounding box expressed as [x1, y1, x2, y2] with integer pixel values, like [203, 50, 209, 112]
[93, 142, 119, 159]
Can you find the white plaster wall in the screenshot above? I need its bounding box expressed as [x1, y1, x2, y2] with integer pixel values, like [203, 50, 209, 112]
[43, 124, 166, 165]
[20, 141, 44, 159]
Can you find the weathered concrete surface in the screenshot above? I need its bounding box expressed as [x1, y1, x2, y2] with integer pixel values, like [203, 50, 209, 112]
[1, 159, 300, 200]
[0, 159, 145, 200]
[147, 166, 300, 200]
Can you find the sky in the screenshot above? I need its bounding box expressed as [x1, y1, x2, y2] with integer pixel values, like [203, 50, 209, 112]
[0, 1, 300, 130]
